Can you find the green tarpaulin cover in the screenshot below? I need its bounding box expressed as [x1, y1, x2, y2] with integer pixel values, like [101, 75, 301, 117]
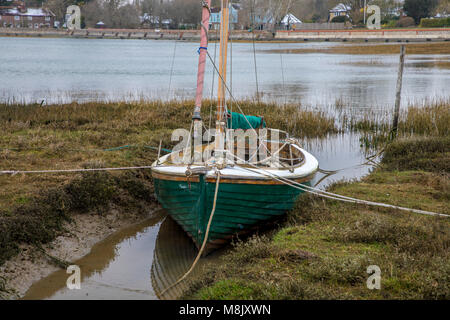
[227, 112, 266, 130]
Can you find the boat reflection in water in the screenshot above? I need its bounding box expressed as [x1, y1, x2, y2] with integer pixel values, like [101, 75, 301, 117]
[151, 216, 219, 300]
[23, 210, 209, 300]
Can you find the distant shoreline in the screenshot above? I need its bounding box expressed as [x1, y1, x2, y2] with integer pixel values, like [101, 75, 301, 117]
[264, 41, 450, 55]
[1, 27, 449, 42]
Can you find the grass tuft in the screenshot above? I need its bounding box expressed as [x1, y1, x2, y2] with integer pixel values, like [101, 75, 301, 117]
[382, 136, 450, 172]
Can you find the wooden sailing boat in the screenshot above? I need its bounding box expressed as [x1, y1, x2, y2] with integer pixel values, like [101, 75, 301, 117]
[151, 0, 318, 252]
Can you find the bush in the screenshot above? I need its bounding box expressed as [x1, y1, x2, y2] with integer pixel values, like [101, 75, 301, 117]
[229, 235, 273, 265]
[306, 256, 371, 286]
[397, 16, 416, 27]
[0, 219, 20, 265]
[331, 15, 348, 23]
[0, 170, 157, 266]
[65, 172, 116, 213]
[383, 20, 398, 28]
[420, 17, 450, 28]
[404, 0, 439, 24]
[381, 15, 399, 25]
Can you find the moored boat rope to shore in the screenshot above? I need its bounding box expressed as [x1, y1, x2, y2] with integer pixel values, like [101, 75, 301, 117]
[230, 153, 449, 218]
[2, 150, 446, 218]
[0, 165, 153, 175]
[2, 149, 446, 218]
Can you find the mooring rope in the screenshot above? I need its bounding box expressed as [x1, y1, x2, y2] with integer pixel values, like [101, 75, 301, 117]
[2, 146, 445, 218]
[228, 152, 449, 218]
[0, 166, 153, 175]
[160, 170, 221, 296]
[0, 144, 171, 175]
[0, 144, 173, 153]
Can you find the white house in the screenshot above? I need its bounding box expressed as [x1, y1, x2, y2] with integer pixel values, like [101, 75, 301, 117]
[209, 4, 240, 30]
[329, 3, 351, 22]
[140, 13, 172, 28]
[281, 13, 302, 30]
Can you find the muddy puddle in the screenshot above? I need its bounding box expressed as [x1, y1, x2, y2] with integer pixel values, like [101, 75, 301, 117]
[23, 211, 219, 300]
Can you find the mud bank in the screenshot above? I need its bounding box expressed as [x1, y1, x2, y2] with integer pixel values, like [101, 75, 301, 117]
[0, 207, 158, 299]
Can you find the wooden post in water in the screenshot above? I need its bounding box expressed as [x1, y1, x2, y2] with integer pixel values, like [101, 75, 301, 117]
[392, 45, 405, 137]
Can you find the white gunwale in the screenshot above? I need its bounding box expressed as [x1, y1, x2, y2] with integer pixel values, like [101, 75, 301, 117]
[152, 144, 319, 182]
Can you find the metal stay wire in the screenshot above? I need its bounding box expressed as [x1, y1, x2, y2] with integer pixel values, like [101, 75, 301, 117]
[205, 50, 274, 157]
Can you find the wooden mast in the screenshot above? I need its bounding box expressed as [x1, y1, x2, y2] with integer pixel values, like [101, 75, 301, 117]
[193, 0, 211, 121]
[192, 0, 211, 164]
[215, 0, 230, 164]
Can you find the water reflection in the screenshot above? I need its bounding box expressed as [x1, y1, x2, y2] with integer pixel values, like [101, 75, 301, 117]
[22, 211, 217, 300]
[23, 211, 168, 300]
[304, 133, 379, 189]
[151, 216, 202, 300]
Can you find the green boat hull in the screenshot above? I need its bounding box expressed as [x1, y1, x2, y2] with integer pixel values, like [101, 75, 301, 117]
[153, 175, 310, 248]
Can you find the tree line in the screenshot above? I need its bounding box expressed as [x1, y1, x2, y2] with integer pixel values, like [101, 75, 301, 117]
[15, 0, 449, 29]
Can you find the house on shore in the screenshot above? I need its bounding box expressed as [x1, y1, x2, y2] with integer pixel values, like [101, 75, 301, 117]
[95, 21, 106, 29]
[209, 4, 239, 30]
[140, 13, 172, 29]
[0, 2, 55, 28]
[328, 3, 351, 22]
[280, 13, 302, 30]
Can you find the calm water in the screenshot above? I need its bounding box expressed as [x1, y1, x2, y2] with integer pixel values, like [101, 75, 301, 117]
[1, 37, 449, 110]
[7, 37, 448, 299]
[23, 211, 215, 300]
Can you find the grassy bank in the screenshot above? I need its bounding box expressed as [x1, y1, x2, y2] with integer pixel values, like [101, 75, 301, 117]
[348, 100, 450, 150]
[0, 100, 336, 271]
[1, 99, 448, 299]
[185, 136, 450, 300]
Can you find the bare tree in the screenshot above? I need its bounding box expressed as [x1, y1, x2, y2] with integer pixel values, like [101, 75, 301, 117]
[82, 0, 103, 27]
[140, 0, 159, 14]
[166, 0, 201, 28]
[46, 0, 73, 21]
[81, 0, 140, 28]
[435, 0, 450, 14]
[239, 0, 292, 29]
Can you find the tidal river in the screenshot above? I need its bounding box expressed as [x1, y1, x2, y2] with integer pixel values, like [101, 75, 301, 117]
[0, 37, 449, 110]
[5, 37, 448, 299]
